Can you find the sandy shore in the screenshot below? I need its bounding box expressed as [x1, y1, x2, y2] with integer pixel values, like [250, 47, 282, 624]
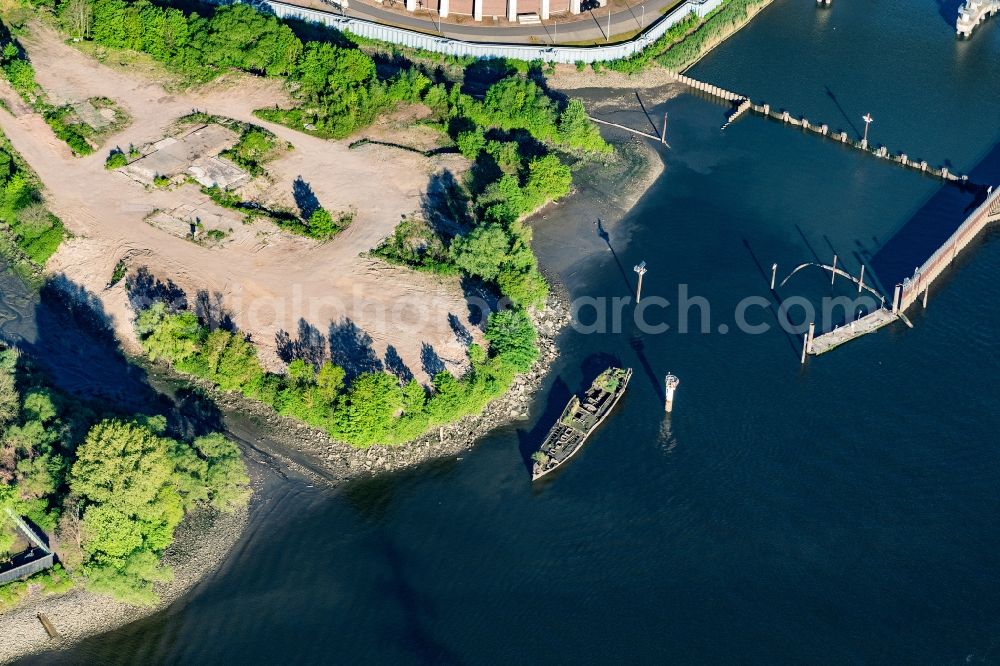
[0, 115, 663, 662]
[0, 291, 570, 663]
[0, 23, 699, 662]
[0, 501, 251, 663]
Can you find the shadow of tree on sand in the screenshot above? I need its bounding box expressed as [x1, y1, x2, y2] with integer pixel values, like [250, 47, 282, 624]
[447, 312, 473, 347]
[420, 342, 445, 378]
[421, 169, 471, 237]
[275, 318, 327, 368]
[292, 176, 321, 219]
[126, 266, 187, 313]
[328, 318, 383, 380]
[0, 274, 227, 441]
[384, 344, 413, 383]
[195, 289, 235, 332]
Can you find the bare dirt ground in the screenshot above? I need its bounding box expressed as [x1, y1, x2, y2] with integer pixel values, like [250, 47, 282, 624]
[2, 23, 477, 381]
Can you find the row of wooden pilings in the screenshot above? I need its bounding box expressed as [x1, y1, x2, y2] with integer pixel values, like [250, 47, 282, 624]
[669, 72, 973, 185]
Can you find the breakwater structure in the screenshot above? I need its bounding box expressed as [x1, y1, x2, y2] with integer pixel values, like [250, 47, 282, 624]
[656, 77, 1000, 358]
[0, 508, 54, 586]
[807, 186, 1000, 356]
[957, 0, 999, 38]
[669, 71, 976, 186]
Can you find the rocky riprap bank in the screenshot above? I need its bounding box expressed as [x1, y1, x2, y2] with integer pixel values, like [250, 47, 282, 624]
[215, 293, 571, 483]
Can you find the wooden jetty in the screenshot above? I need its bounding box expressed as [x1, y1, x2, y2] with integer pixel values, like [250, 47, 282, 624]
[668, 71, 979, 187]
[806, 186, 1000, 355]
[660, 71, 1000, 357]
[808, 309, 897, 355]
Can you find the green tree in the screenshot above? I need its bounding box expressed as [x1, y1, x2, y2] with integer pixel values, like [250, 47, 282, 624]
[455, 128, 486, 159]
[191, 433, 251, 512]
[0, 367, 18, 428]
[307, 208, 336, 239]
[315, 362, 345, 403]
[136, 303, 204, 365]
[450, 223, 510, 281]
[478, 174, 527, 226]
[0, 173, 34, 222]
[485, 140, 522, 175]
[334, 372, 404, 445]
[557, 99, 610, 153]
[485, 309, 538, 373]
[200, 330, 264, 392]
[524, 154, 572, 210]
[481, 76, 557, 141]
[70, 420, 185, 604]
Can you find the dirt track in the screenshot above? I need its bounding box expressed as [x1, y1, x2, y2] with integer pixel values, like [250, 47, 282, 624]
[2, 24, 477, 380]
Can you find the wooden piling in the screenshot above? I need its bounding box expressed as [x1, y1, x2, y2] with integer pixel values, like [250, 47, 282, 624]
[801, 333, 809, 364]
[37, 614, 59, 639]
[661, 112, 668, 145]
[831, 254, 837, 285]
[922, 286, 929, 308]
[858, 264, 865, 293]
[807, 322, 816, 353]
[892, 284, 901, 314]
[770, 263, 777, 290]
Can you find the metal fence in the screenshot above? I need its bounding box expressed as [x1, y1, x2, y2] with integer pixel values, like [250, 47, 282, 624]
[261, 0, 725, 63]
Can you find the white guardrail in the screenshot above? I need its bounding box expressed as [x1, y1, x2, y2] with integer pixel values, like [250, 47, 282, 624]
[259, 0, 725, 64]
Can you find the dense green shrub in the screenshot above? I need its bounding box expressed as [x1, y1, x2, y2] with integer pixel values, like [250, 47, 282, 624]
[134, 300, 540, 447]
[656, 0, 769, 70]
[219, 128, 279, 175]
[0, 137, 65, 267]
[70, 418, 249, 603]
[104, 150, 128, 169]
[598, 0, 770, 74]
[370, 218, 458, 275]
[0, 29, 95, 156]
[41, 105, 93, 156]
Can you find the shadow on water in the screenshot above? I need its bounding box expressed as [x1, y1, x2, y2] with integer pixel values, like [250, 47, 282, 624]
[935, 0, 965, 27]
[867, 141, 1000, 289]
[516, 375, 571, 473]
[596, 218, 634, 293]
[340, 454, 460, 524]
[12, 275, 168, 415]
[741, 238, 802, 360]
[628, 336, 664, 404]
[634, 91, 660, 137]
[380, 539, 464, 665]
[824, 86, 861, 139]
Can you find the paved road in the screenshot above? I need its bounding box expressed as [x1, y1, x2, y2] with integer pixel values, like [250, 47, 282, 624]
[297, 0, 687, 44]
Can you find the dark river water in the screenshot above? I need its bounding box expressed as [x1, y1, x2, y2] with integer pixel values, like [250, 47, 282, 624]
[18, 0, 1000, 663]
